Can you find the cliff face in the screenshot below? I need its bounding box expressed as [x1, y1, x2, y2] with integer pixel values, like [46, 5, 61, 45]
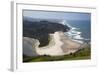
[23, 18, 70, 47]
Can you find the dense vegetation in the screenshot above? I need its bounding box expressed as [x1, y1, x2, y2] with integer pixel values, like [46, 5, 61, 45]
[23, 20, 70, 47]
[23, 47, 91, 62]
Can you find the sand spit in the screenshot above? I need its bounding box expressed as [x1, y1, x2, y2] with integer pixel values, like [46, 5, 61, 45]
[23, 31, 86, 56]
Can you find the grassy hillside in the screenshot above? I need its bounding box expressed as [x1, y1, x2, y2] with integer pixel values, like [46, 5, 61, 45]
[23, 47, 91, 62]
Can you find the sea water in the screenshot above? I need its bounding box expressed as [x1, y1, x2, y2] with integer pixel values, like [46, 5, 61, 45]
[62, 20, 91, 43]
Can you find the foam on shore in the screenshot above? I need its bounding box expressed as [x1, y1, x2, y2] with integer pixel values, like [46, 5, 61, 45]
[61, 20, 84, 43]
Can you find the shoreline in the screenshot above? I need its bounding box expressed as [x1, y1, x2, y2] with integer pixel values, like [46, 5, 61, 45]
[23, 31, 87, 56]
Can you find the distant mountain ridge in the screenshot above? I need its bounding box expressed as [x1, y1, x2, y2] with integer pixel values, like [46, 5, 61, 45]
[23, 16, 66, 23]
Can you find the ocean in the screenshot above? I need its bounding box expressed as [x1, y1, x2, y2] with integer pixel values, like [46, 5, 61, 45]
[63, 20, 91, 43]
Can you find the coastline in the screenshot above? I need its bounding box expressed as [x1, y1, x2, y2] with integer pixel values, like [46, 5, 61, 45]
[23, 31, 86, 56]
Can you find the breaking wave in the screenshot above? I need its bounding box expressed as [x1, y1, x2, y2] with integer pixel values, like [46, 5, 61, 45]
[60, 20, 85, 43]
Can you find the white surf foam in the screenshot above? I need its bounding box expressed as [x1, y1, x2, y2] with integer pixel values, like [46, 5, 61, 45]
[61, 20, 84, 44]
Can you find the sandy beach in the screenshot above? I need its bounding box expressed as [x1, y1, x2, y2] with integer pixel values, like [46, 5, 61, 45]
[23, 31, 85, 56]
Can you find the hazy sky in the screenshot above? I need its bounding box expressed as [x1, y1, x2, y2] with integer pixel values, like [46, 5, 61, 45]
[23, 10, 91, 20]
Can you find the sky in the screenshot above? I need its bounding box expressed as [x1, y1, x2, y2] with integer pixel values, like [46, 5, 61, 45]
[23, 10, 91, 21]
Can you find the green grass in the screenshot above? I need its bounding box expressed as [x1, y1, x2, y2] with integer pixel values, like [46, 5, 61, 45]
[23, 47, 91, 62]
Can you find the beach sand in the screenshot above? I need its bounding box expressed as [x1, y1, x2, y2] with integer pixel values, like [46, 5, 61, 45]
[23, 31, 85, 56]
